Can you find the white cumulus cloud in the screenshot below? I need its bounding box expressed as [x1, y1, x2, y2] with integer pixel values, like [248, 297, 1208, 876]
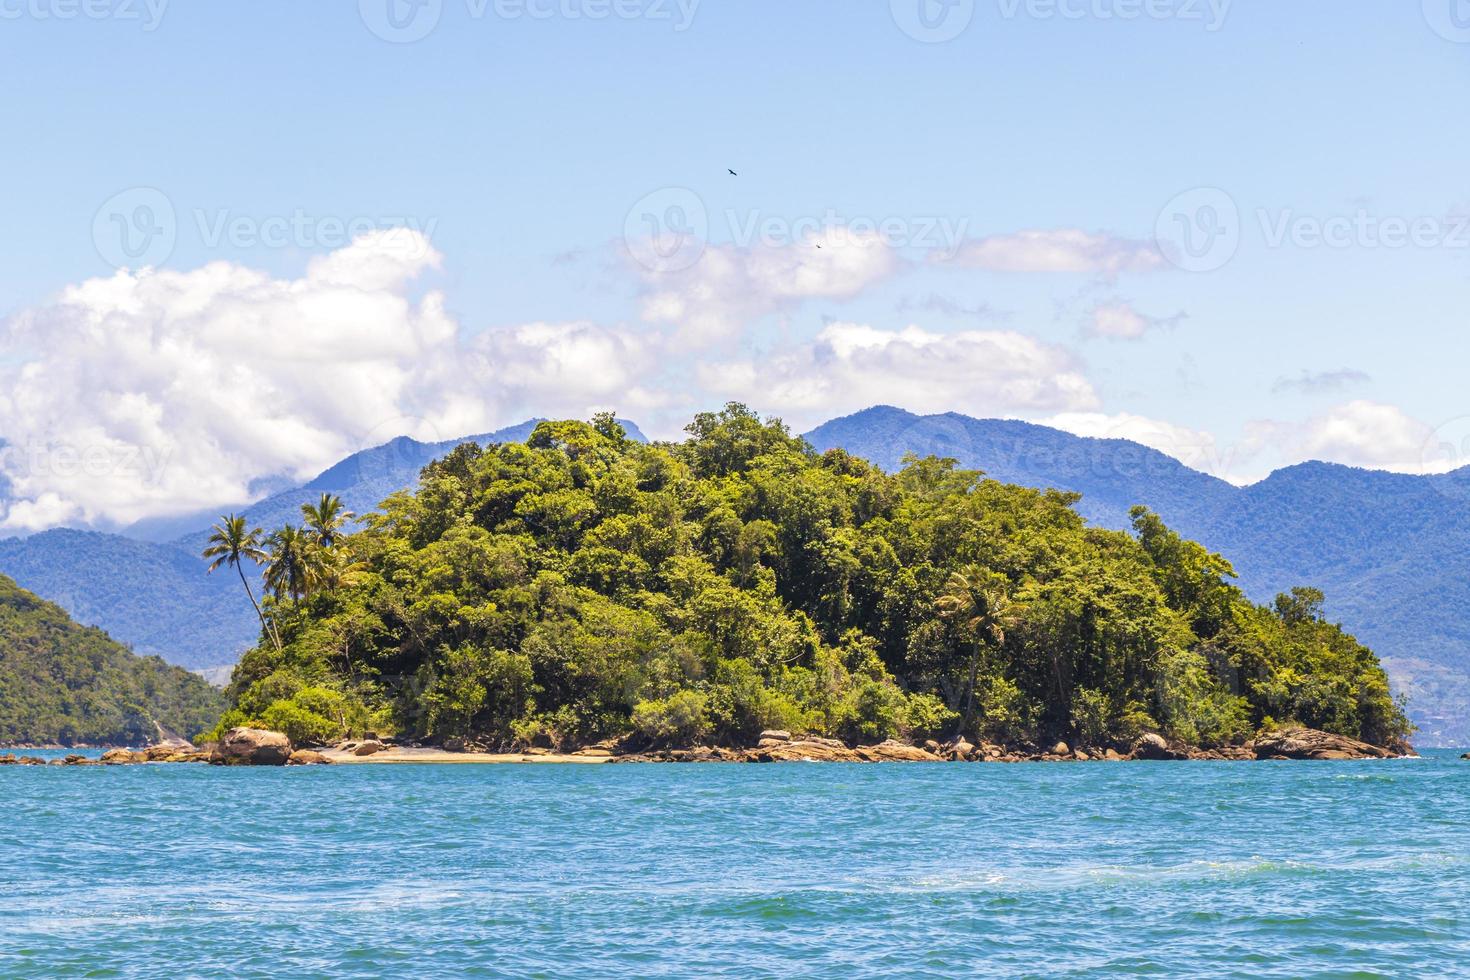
[942, 229, 1166, 278]
[1083, 300, 1185, 340]
[698, 321, 1099, 431]
[636, 227, 901, 347]
[1265, 400, 1437, 472]
[0, 231, 655, 531]
[1043, 411, 1236, 481]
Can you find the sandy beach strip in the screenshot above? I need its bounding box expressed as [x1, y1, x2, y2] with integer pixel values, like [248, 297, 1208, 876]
[320, 746, 613, 764]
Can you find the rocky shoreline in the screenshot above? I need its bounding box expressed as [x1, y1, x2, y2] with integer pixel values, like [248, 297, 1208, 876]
[0, 725, 1416, 768]
[611, 726, 1411, 764]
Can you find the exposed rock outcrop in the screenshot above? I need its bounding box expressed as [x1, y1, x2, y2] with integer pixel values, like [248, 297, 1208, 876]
[854, 740, 943, 762]
[1253, 727, 1399, 760]
[1131, 732, 1189, 760]
[746, 739, 862, 762]
[288, 749, 332, 765]
[216, 727, 292, 766]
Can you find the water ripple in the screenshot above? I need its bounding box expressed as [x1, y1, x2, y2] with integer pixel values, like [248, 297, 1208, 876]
[5, 750, 1470, 976]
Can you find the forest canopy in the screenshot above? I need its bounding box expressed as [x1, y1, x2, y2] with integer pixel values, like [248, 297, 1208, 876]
[0, 574, 224, 746]
[213, 405, 1412, 752]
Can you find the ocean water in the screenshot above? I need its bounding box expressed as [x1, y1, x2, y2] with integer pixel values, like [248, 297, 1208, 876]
[4, 751, 1470, 978]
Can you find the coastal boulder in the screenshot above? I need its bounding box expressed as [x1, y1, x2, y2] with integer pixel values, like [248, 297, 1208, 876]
[758, 730, 791, 743]
[288, 749, 332, 766]
[747, 739, 861, 763]
[100, 748, 138, 765]
[855, 740, 942, 762]
[144, 744, 188, 762]
[217, 727, 292, 766]
[1131, 733, 1187, 761]
[1051, 741, 1070, 757]
[353, 740, 387, 756]
[1253, 727, 1397, 760]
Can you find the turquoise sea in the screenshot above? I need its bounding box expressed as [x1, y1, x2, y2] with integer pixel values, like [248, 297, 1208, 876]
[4, 751, 1469, 978]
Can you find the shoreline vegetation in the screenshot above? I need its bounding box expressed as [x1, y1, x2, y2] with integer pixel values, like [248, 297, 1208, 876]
[189, 405, 1412, 765]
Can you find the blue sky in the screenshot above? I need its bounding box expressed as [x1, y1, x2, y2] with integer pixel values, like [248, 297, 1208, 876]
[0, 1, 1468, 529]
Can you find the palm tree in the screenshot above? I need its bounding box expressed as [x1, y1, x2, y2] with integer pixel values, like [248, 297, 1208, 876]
[265, 525, 311, 603]
[935, 566, 1015, 739]
[203, 514, 281, 652]
[302, 493, 354, 548]
[313, 540, 365, 592]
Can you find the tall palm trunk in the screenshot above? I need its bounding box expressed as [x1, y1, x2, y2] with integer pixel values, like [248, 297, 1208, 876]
[237, 562, 282, 652]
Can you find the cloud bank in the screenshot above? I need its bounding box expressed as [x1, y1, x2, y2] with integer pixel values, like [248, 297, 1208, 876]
[0, 231, 656, 531]
[0, 230, 1448, 531]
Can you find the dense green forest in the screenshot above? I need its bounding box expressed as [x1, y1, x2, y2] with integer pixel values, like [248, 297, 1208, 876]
[0, 573, 224, 745]
[212, 406, 1412, 752]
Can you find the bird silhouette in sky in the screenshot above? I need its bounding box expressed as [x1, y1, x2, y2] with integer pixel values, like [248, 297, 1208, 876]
[728, 168, 737, 176]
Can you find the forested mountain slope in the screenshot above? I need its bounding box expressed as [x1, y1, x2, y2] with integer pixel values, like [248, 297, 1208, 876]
[0, 573, 223, 745]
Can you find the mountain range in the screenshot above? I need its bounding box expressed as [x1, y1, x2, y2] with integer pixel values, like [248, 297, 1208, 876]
[1, 406, 1466, 744]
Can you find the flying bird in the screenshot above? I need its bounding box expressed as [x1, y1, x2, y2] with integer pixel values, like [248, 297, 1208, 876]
[728, 168, 737, 176]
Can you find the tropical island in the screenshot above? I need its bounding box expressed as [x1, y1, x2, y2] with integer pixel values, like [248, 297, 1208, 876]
[146, 404, 1410, 765]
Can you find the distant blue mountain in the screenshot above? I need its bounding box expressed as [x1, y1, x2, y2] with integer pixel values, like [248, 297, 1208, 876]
[0, 529, 256, 675]
[804, 407, 1238, 531]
